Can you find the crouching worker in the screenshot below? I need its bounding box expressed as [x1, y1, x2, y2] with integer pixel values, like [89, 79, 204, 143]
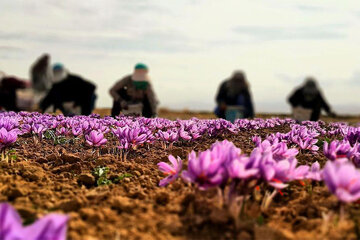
[109, 63, 158, 118]
[288, 77, 336, 122]
[215, 71, 254, 122]
[40, 64, 97, 116]
[0, 73, 30, 111]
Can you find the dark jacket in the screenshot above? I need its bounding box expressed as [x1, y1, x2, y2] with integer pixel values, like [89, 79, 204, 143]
[288, 87, 331, 121]
[215, 80, 254, 119]
[40, 74, 96, 115]
[0, 77, 28, 111]
[110, 75, 158, 117]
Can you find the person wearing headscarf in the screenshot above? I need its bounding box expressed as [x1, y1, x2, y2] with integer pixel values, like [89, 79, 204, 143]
[215, 71, 254, 121]
[30, 54, 53, 99]
[109, 63, 159, 117]
[0, 72, 30, 111]
[288, 77, 336, 121]
[40, 64, 97, 116]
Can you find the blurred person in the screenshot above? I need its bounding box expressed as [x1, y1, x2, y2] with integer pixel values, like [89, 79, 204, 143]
[288, 77, 336, 121]
[109, 63, 159, 118]
[30, 54, 53, 105]
[40, 64, 97, 116]
[215, 70, 254, 122]
[0, 72, 30, 111]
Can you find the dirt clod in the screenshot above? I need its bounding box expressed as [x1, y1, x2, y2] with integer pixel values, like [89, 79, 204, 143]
[77, 174, 95, 187]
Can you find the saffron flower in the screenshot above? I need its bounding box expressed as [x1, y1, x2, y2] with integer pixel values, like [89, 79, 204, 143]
[85, 130, 107, 147]
[323, 140, 352, 162]
[306, 161, 322, 181]
[179, 127, 192, 141]
[157, 155, 182, 186]
[113, 127, 148, 149]
[226, 155, 259, 179]
[0, 127, 18, 150]
[31, 123, 47, 138]
[271, 142, 299, 161]
[182, 149, 228, 190]
[323, 161, 360, 203]
[345, 128, 360, 146]
[0, 202, 68, 240]
[156, 130, 179, 143]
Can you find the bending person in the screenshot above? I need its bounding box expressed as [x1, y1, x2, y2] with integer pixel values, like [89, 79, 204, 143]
[40, 64, 97, 116]
[215, 70, 254, 122]
[0, 73, 29, 111]
[30, 53, 53, 105]
[288, 77, 336, 121]
[109, 63, 159, 118]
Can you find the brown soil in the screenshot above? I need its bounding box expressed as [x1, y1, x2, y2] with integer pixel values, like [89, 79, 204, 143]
[1, 116, 360, 239]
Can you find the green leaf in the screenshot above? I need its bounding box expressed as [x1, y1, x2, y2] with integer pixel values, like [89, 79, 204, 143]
[114, 173, 133, 182]
[256, 215, 265, 225]
[97, 177, 112, 186]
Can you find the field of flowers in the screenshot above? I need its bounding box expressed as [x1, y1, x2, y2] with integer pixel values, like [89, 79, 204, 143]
[0, 111, 360, 240]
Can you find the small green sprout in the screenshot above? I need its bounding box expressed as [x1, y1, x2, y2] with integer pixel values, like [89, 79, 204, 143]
[1, 149, 18, 163]
[43, 130, 70, 145]
[93, 166, 112, 186]
[114, 173, 133, 183]
[256, 215, 265, 225]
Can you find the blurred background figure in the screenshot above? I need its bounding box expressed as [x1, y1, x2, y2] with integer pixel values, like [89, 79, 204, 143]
[40, 63, 97, 116]
[288, 77, 336, 122]
[30, 54, 53, 106]
[0, 71, 30, 111]
[109, 63, 159, 118]
[215, 70, 254, 122]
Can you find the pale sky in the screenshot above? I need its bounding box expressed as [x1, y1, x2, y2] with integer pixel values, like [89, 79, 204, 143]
[1, 0, 360, 114]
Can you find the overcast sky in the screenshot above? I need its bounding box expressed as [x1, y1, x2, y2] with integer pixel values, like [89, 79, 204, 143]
[1, 0, 360, 114]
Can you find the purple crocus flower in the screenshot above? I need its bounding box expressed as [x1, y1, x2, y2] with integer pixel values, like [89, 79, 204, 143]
[323, 161, 360, 203]
[71, 126, 83, 137]
[179, 127, 192, 141]
[323, 141, 352, 162]
[351, 143, 360, 167]
[226, 155, 259, 179]
[56, 127, 70, 136]
[0, 202, 22, 239]
[20, 124, 32, 134]
[157, 155, 182, 186]
[271, 142, 299, 161]
[0, 127, 18, 150]
[22, 213, 68, 240]
[182, 149, 227, 190]
[297, 137, 319, 151]
[0, 203, 68, 240]
[252, 135, 262, 147]
[306, 161, 322, 181]
[32, 123, 47, 138]
[117, 139, 130, 150]
[85, 130, 107, 147]
[345, 128, 360, 146]
[290, 164, 310, 181]
[113, 127, 148, 149]
[157, 130, 179, 143]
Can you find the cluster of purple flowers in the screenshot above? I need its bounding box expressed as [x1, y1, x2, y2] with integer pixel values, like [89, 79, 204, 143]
[158, 140, 319, 191]
[0, 203, 68, 240]
[323, 140, 360, 167]
[0, 112, 309, 153]
[158, 130, 360, 205]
